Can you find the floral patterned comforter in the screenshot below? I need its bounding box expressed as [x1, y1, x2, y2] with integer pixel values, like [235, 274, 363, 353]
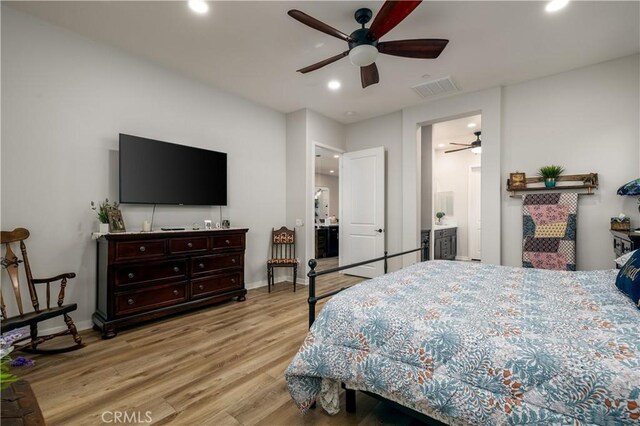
[285, 261, 640, 425]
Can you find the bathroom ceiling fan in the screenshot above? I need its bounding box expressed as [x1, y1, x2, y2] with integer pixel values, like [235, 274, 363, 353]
[445, 131, 482, 154]
[288, 0, 449, 88]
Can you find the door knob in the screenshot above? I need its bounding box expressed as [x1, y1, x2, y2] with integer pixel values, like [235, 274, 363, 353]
[375, 229, 383, 233]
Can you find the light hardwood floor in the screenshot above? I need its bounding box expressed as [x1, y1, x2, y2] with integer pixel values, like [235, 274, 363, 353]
[19, 262, 425, 426]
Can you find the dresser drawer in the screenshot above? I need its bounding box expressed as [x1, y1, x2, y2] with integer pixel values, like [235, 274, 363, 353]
[114, 282, 187, 317]
[169, 237, 209, 255]
[211, 234, 245, 252]
[192, 254, 243, 276]
[114, 240, 165, 261]
[191, 272, 242, 299]
[114, 260, 187, 287]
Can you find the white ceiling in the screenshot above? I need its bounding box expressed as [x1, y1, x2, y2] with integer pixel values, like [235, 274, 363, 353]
[315, 146, 340, 176]
[7, 1, 639, 124]
[432, 114, 481, 151]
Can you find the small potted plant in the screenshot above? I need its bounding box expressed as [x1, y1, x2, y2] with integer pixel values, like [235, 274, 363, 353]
[435, 211, 446, 225]
[538, 165, 565, 188]
[91, 198, 118, 233]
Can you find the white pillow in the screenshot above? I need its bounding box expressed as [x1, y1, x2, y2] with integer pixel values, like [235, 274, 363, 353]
[616, 250, 637, 267]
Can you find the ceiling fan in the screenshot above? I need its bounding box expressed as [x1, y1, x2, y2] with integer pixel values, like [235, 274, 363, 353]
[288, 1, 449, 88]
[445, 131, 482, 154]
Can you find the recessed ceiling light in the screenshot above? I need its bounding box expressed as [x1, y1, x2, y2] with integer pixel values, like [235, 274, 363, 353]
[545, 0, 569, 13]
[467, 123, 477, 128]
[344, 111, 357, 116]
[188, 0, 209, 14]
[329, 170, 335, 173]
[333, 154, 340, 159]
[438, 143, 445, 148]
[327, 80, 341, 91]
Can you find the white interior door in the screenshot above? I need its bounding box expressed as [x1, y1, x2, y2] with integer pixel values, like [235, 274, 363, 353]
[468, 166, 482, 261]
[340, 147, 385, 278]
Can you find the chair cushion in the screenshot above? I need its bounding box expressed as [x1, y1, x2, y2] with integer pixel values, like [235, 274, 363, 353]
[268, 258, 298, 265]
[615, 250, 640, 309]
[1, 304, 78, 333]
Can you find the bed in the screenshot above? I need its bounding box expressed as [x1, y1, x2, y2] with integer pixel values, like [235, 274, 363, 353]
[285, 260, 640, 425]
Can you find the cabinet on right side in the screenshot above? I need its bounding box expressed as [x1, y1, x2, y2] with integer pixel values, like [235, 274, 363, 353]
[434, 227, 457, 260]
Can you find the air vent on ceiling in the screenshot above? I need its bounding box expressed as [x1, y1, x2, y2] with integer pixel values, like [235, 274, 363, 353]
[412, 76, 458, 98]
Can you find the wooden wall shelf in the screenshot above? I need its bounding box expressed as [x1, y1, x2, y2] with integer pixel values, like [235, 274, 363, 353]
[507, 173, 598, 198]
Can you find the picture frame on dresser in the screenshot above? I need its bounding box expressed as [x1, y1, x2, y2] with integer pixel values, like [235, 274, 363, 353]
[107, 207, 126, 233]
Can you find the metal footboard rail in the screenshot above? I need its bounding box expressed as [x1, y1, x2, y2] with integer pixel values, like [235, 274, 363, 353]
[307, 238, 429, 328]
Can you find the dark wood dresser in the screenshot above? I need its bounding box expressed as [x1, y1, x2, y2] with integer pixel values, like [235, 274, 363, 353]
[93, 228, 248, 338]
[611, 229, 640, 258]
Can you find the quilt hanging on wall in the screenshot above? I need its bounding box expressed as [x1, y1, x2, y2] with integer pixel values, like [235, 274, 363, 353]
[522, 192, 578, 271]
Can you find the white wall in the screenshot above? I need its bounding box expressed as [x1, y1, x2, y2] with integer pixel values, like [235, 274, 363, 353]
[346, 111, 404, 271]
[502, 54, 640, 270]
[433, 148, 481, 259]
[420, 125, 433, 231]
[285, 109, 345, 279]
[1, 7, 286, 330]
[315, 173, 339, 219]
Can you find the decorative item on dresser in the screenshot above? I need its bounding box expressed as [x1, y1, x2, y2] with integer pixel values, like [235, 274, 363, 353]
[92, 228, 248, 338]
[617, 177, 640, 213]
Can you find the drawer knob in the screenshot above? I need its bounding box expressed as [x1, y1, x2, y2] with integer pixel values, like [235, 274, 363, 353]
[128, 272, 134, 279]
[139, 246, 146, 252]
[173, 289, 179, 296]
[187, 242, 193, 248]
[231, 278, 236, 284]
[231, 258, 236, 264]
[173, 266, 180, 273]
[198, 284, 204, 290]
[225, 239, 230, 245]
[127, 298, 134, 305]
[199, 263, 205, 269]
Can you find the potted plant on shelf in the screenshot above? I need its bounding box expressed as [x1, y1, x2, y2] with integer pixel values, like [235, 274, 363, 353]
[435, 211, 446, 225]
[538, 165, 565, 188]
[91, 198, 117, 233]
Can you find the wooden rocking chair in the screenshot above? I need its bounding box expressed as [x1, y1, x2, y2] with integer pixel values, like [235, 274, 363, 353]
[1, 228, 83, 353]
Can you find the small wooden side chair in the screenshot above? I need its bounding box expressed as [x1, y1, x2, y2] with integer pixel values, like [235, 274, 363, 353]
[1, 228, 83, 353]
[267, 226, 298, 292]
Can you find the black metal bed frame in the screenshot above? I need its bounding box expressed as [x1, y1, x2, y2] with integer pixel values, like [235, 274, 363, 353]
[305, 238, 444, 424]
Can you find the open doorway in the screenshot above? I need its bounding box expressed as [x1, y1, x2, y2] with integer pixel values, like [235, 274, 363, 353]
[313, 145, 341, 271]
[421, 114, 482, 261]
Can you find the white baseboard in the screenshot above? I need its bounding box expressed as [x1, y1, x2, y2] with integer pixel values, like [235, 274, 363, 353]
[39, 319, 94, 336]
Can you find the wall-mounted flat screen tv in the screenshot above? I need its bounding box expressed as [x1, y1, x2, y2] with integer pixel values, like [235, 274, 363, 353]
[119, 133, 227, 205]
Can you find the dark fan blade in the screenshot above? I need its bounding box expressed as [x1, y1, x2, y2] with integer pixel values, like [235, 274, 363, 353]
[378, 39, 448, 58]
[288, 10, 353, 42]
[368, 1, 422, 41]
[361, 63, 380, 88]
[450, 142, 471, 146]
[445, 147, 472, 154]
[297, 51, 349, 74]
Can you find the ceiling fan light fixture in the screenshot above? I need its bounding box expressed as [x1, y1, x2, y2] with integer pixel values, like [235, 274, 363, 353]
[471, 146, 482, 154]
[349, 45, 378, 67]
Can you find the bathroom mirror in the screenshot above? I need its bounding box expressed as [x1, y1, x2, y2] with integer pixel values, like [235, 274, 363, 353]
[314, 187, 330, 223]
[435, 191, 454, 216]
